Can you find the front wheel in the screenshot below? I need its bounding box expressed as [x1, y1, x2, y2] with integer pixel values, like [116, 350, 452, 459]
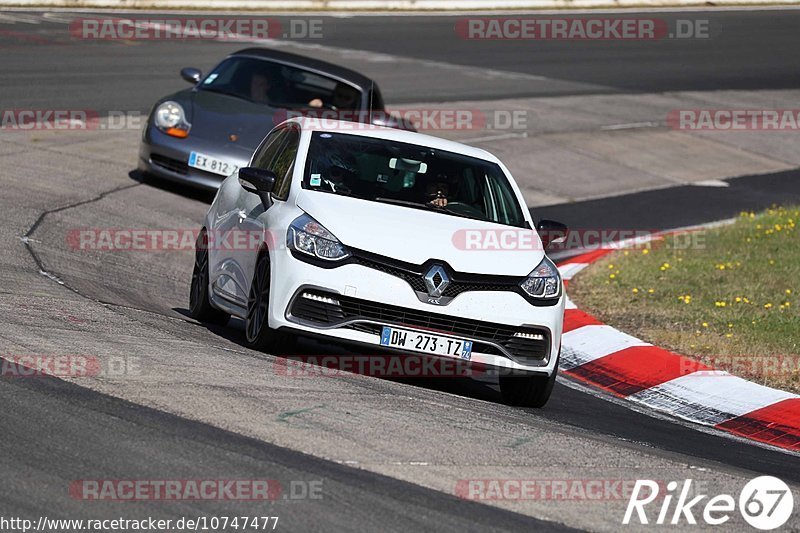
[245, 251, 293, 352]
[189, 229, 230, 326]
[499, 359, 558, 408]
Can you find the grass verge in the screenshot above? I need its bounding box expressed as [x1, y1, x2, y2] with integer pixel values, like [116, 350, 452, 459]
[568, 205, 800, 392]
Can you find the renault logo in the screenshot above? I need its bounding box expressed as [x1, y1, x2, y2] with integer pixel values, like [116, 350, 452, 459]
[423, 265, 450, 298]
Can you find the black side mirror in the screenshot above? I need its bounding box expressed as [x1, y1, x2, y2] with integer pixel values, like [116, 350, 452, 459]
[537, 219, 568, 249]
[239, 167, 277, 205]
[181, 67, 202, 84]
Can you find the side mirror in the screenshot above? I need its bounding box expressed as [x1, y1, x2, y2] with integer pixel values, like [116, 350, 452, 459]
[239, 167, 277, 205]
[181, 67, 202, 84]
[537, 219, 568, 249]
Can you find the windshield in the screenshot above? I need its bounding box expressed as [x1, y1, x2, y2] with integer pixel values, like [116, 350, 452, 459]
[302, 132, 527, 228]
[199, 57, 362, 111]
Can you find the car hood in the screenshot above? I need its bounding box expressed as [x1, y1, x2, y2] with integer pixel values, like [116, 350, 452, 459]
[187, 90, 281, 156]
[295, 192, 544, 277]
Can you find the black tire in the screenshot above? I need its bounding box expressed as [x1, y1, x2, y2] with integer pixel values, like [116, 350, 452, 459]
[499, 360, 558, 408]
[189, 229, 230, 326]
[245, 251, 293, 352]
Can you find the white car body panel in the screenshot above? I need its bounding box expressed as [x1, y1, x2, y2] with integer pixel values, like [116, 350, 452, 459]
[203, 118, 564, 376]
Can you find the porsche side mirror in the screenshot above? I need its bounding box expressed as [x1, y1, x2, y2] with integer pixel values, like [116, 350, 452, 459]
[537, 219, 568, 249]
[181, 67, 202, 84]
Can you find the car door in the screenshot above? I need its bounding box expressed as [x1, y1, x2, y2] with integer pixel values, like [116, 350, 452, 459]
[209, 126, 295, 309]
[237, 124, 301, 301]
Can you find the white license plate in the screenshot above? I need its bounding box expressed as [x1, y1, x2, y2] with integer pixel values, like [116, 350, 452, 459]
[379, 326, 473, 360]
[188, 151, 237, 177]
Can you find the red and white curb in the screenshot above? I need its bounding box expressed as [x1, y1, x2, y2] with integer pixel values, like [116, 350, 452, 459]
[557, 248, 800, 452]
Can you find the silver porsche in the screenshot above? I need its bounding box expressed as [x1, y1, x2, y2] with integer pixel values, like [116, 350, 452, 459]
[138, 47, 412, 190]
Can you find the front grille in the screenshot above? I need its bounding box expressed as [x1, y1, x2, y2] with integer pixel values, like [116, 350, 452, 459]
[151, 154, 188, 175]
[289, 289, 549, 365]
[352, 255, 427, 292]
[352, 251, 519, 299]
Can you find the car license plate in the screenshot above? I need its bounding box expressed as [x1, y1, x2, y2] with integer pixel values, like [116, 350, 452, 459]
[380, 326, 473, 360]
[188, 151, 237, 177]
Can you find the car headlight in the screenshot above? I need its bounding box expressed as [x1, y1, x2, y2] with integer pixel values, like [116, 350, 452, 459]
[287, 213, 350, 261]
[520, 256, 561, 299]
[154, 101, 190, 138]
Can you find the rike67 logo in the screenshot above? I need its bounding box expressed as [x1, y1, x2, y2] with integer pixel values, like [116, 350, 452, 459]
[624, 476, 794, 529]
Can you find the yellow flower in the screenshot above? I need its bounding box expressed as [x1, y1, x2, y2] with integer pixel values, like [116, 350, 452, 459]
[702, 322, 709, 328]
[764, 303, 773, 309]
[632, 288, 639, 294]
[647, 288, 654, 294]
[725, 333, 733, 338]
[787, 289, 793, 295]
[609, 274, 616, 279]
[735, 297, 742, 303]
[728, 323, 733, 328]
[608, 264, 614, 269]
[642, 249, 649, 255]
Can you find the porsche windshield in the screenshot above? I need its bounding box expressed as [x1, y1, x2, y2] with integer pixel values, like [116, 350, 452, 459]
[199, 57, 362, 110]
[302, 131, 527, 228]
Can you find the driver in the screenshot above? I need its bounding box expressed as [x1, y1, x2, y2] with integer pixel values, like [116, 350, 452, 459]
[426, 172, 459, 208]
[250, 71, 285, 103]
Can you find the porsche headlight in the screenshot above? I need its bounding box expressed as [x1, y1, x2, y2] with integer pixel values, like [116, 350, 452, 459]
[287, 213, 350, 261]
[520, 256, 561, 299]
[154, 101, 190, 138]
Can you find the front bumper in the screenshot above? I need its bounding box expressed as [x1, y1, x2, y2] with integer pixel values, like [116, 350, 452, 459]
[267, 247, 564, 375]
[138, 126, 254, 190]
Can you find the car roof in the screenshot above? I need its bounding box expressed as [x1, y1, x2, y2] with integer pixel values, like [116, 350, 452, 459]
[231, 48, 377, 93]
[287, 117, 502, 165]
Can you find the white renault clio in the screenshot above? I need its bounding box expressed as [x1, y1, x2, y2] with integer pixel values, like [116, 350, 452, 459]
[190, 118, 567, 407]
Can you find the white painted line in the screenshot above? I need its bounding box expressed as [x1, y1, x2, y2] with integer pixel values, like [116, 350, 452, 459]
[460, 132, 528, 144]
[0, 12, 42, 23]
[601, 121, 660, 131]
[691, 179, 730, 188]
[561, 325, 650, 370]
[558, 262, 588, 281]
[629, 372, 798, 426]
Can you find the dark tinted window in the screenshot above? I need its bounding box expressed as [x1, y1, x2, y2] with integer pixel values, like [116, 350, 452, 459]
[302, 132, 525, 227]
[200, 57, 362, 111]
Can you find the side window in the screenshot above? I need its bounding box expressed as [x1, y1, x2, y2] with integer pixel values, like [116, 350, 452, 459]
[270, 128, 300, 201]
[252, 128, 287, 170]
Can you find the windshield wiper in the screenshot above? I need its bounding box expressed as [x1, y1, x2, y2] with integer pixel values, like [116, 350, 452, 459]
[373, 197, 429, 210]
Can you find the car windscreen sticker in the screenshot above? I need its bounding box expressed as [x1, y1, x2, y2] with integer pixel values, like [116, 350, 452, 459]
[320, 133, 332, 138]
[310, 173, 322, 186]
[377, 173, 389, 183]
[203, 73, 218, 84]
